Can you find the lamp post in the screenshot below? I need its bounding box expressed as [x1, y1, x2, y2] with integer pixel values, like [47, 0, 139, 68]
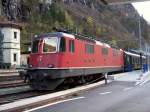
[138, 16, 143, 71]
[138, 16, 142, 51]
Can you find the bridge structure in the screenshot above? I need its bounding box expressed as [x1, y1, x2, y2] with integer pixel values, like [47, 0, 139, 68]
[101, 0, 150, 5]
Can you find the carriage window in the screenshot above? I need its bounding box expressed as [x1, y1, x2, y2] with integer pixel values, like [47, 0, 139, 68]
[69, 40, 74, 53]
[138, 58, 140, 64]
[43, 37, 58, 52]
[132, 57, 134, 63]
[59, 37, 66, 52]
[85, 44, 94, 54]
[102, 47, 108, 55]
[32, 40, 39, 53]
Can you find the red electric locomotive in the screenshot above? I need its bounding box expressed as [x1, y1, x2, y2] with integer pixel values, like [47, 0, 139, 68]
[26, 32, 124, 90]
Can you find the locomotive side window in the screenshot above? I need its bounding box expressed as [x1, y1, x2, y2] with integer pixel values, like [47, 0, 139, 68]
[69, 40, 74, 53]
[59, 37, 66, 52]
[112, 49, 118, 56]
[32, 40, 39, 53]
[85, 44, 94, 54]
[102, 47, 108, 55]
[43, 37, 58, 53]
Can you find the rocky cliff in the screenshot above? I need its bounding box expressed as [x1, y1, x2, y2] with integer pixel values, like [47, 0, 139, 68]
[0, 0, 149, 52]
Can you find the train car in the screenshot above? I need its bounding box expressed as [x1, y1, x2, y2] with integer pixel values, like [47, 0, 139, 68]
[26, 32, 124, 90]
[124, 51, 146, 72]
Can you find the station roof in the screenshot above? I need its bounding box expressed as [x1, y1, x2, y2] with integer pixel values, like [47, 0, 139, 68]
[101, 0, 150, 5]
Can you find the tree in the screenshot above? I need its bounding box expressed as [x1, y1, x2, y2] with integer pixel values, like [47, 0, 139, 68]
[65, 11, 74, 27]
[111, 36, 117, 47]
[87, 16, 93, 28]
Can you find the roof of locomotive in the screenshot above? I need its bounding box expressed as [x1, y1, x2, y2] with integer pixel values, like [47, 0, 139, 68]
[34, 32, 112, 47]
[34, 32, 75, 39]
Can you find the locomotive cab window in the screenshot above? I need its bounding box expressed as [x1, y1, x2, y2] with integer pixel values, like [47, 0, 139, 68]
[59, 37, 66, 52]
[69, 40, 74, 53]
[32, 40, 39, 53]
[43, 37, 58, 53]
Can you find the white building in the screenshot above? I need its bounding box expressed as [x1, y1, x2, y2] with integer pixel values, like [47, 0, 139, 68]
[0, 22, 21, 69]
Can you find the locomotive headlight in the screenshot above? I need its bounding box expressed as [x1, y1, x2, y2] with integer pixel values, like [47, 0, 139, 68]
[48, 64, 54, 68]
[29, 64, 33, 68]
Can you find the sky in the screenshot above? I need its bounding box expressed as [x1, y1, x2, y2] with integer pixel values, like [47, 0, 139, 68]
[132, 1, 150, 23]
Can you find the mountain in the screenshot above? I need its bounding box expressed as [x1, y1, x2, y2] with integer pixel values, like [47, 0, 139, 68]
[0, 0, 149, 52]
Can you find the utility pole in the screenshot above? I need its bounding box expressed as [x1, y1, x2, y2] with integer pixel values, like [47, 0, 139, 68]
[0, 0, 2, 16]
[138, 16, 142, 51]
[138, 16, 143, 71]
[145, 43, 149, 71]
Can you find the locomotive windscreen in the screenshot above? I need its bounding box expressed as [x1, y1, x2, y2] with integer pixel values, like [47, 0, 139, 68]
[43, 37, 58, 53]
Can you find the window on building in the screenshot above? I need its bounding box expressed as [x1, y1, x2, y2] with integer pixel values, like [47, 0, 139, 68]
[102, 47, 108, 55]
[85, 44, 94, 54]
[14, 32, 17, 39]
[14, 53, 17, 62]
[69, 40, 74, 53]
[59, 37, 66, 52]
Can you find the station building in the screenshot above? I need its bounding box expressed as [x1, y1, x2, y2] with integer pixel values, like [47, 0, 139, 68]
[0, 22, 21, 69]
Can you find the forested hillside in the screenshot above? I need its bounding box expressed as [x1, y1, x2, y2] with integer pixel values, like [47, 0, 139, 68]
[0, 0, 150, 52]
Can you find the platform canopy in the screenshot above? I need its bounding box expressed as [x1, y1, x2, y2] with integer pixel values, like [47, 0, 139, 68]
[101, 0, 150, 5]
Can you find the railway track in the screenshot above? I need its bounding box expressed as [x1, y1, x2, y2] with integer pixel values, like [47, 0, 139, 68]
[0, 70, 46, 105]
[0, 80, 27, 89]
[0, 75, 105, 106]
[0, 69, 107, 107]
[0, 72, 20, 82]
[0, 70, 31, 97]
[0, 78, 109, 112]
[0, 89, 45, 105]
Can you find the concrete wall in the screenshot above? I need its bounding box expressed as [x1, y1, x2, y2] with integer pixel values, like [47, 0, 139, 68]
[21, 54, 29, 66]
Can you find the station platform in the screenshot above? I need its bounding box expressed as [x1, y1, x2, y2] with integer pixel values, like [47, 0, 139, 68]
[109, 70, 150, 85]
[113, 70, 142, 82]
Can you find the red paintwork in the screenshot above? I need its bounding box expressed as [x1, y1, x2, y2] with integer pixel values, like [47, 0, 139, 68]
[29, 33, 124, 69]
